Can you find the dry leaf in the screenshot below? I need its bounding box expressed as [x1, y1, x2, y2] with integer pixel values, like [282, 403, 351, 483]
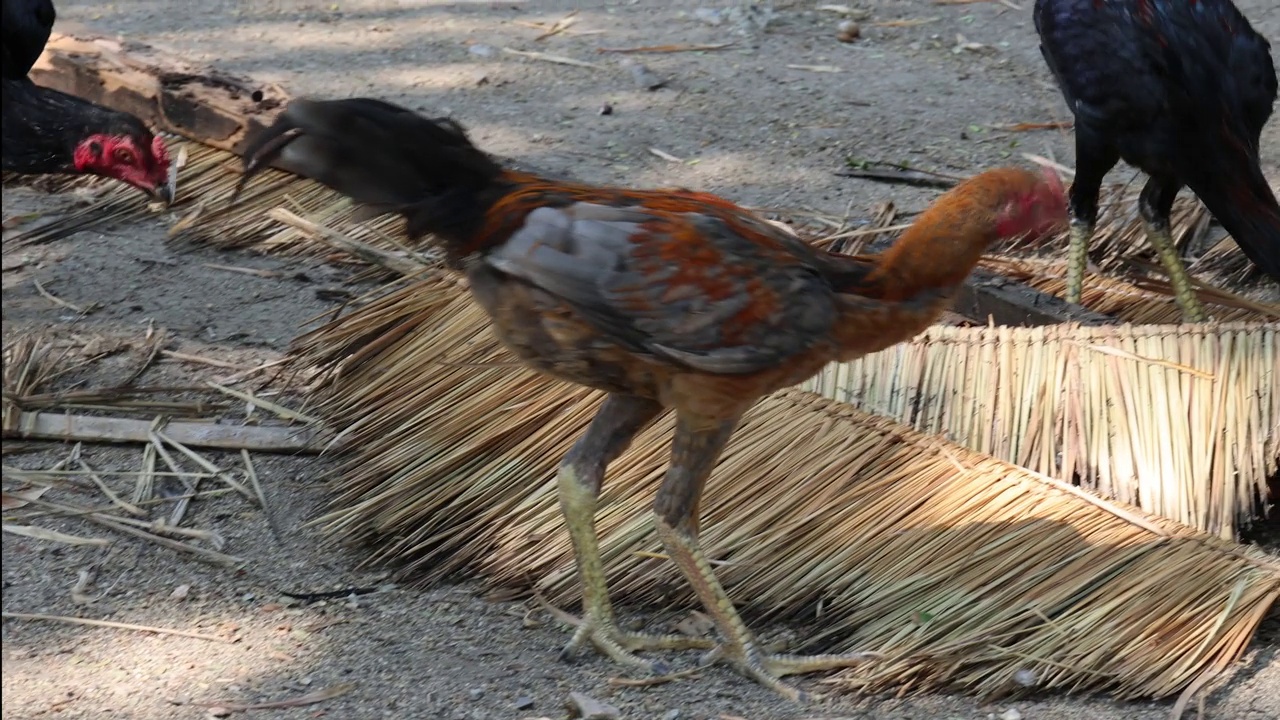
[1, 486, 51, 510]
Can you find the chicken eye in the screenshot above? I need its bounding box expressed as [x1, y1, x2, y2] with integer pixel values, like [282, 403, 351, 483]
[113, 147, 135, 164]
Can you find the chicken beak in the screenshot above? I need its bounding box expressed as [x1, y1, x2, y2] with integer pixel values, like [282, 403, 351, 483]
[151, 181, 175, 206]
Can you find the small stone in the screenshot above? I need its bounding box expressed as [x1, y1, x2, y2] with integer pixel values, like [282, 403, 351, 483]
[599, 103, 614, 116]
[170, 584, 191, 601]
[662, 710, 682, 720]
[1012, 669, 1038, 687]
[468, 44, 495, 58]
[514, 695, 535, 711]
[468, 688, 484, 700]
[620, 58, 667, 91]
[693, 8, 724, 26]
[837, 20, 861, 43]
[567, 691, 620, 720]
[1001, 710, 1023, 720]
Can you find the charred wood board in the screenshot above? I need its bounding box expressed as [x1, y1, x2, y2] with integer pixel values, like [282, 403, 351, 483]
[30, 31, 288, 154]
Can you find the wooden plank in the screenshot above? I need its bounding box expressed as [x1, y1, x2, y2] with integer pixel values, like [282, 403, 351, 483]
[953, 267, 1115, 327]
[6, 412, 334, 454]
[29, 31, 289, 154]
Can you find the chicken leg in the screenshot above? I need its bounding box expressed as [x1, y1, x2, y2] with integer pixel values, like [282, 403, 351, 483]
[1063, 129, 1208, 321]
[1064, 130, 1116, 309]
[1137, 176, 1207, 321]
[557, 394, 716, 674]
[652, 412, 878, 702]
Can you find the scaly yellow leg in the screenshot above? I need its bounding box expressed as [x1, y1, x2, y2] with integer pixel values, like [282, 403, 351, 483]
[1143, 221, 1208, 322]
[554, 395, 715, 676]
[653, 413, 878, 703]
[1065, 219, 1092, 306]
[557, 466, 716, 675]
[654, 517, 878, 702]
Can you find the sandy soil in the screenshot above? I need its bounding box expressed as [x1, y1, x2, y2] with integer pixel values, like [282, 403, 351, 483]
[3, 2, 1278, 719]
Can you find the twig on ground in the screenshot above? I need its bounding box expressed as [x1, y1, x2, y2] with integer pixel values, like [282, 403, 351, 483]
[501, 47, 601, 69]
[6, 411, 333, 452]
[598, 43, 734, 54]
[32, 278, 96, 315]
[161, 350, 251, 371]
[181, 683, 357, 712]
[1, 611, 232, 642]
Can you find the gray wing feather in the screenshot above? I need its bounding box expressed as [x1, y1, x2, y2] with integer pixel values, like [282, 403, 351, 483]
[484, 202, 836, 374]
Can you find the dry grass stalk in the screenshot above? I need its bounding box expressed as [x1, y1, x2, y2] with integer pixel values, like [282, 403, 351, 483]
[803, 322, 1278, 539]
[2, 523, 110, 546]
[19, 493, 243, 567]
[5, 487, 238, 523]
[286, 272, 1279, 703]
[1, 611, 231, 642]
[241, 449, 283, 543]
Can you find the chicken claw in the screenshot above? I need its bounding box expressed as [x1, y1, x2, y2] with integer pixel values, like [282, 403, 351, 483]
[655, 516, 879, 702]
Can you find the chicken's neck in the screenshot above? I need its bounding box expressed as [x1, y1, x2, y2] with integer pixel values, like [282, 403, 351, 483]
[857, 212, 1001, 301]
[855, 167, 1050, 300]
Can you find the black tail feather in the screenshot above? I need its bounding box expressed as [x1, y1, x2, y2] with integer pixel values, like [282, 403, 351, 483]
[1187, 168, 1280, 283]
[233, 97, 503, 236]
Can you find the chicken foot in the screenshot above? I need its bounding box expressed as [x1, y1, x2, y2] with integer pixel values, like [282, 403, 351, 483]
[556, 395, 716, 675]
[653, 413, 878, 702]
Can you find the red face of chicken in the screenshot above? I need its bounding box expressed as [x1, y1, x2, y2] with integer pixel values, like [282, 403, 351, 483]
[995, 167, 1068, 242]
[72, 133, 174, 204]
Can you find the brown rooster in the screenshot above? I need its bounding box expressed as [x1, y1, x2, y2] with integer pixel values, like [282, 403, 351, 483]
[236, 97, 1067, 701]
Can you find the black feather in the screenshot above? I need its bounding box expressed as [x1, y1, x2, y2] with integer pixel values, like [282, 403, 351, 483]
[2, 0, 162, 190]
[2, 0, 54, 80]
[1034, 0, 1280, 282]
[237, 96, 504, 243]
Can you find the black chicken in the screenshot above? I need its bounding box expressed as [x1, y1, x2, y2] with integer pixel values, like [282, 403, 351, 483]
[1034, 0, 1280, 320]
[2, 0, 174, 203]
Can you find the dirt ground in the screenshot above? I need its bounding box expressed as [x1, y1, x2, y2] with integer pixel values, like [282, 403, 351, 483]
[3, 1, 1278, 719]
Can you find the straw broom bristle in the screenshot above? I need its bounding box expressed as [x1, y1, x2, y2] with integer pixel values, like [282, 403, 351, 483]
[288, 271, 1279, 704]
[804, 320, 1279, 539]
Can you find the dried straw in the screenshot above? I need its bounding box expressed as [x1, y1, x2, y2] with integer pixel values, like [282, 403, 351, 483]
[5, 140, 410, 261]
[803, 322, 1279, 539]
[288, 272, 1279, 703]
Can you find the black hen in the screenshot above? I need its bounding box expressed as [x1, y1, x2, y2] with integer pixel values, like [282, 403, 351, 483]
[1034, 0, 1280, 319]
[2, 0, 174, 203]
